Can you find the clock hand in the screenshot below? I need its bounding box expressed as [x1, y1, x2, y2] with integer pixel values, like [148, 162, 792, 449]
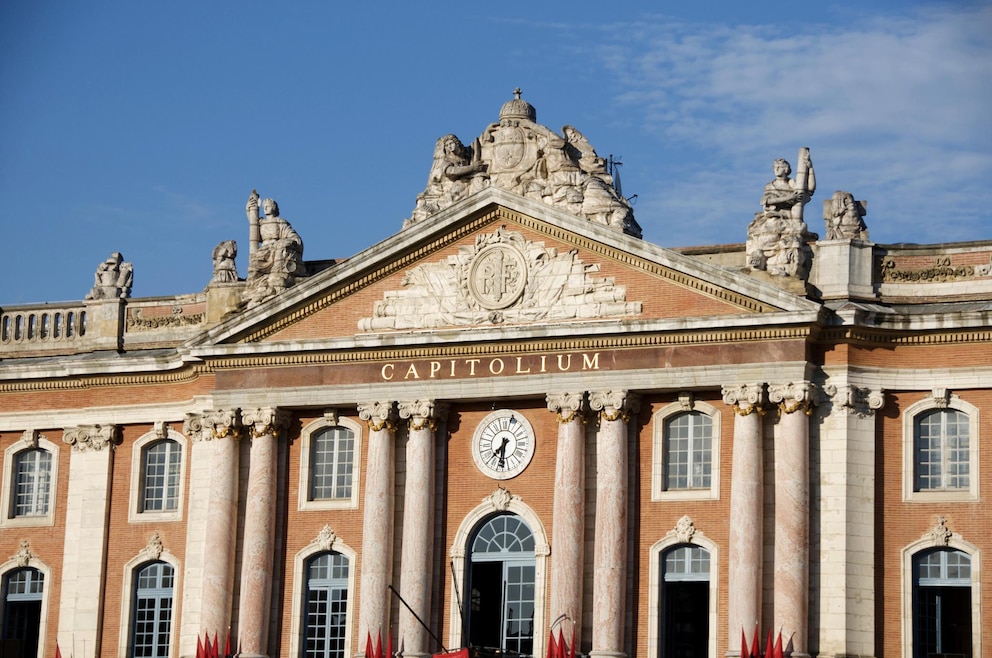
[495, 436, 510, 467]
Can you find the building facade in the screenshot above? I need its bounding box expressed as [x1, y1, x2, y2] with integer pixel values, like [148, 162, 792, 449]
[0, 95, 989, 658]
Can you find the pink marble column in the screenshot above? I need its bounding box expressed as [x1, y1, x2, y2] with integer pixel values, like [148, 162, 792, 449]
[722, 383, 766, 652]
[588, 390, 638, 658]
[237, 407, 289, 658]
[397, 400, 447, 658]
[769, 383, 813, 658]
[547, 392, 587, 641]
[357, 401, 398, 650]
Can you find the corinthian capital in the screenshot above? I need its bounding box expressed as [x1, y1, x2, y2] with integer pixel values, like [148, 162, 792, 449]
[184, 409, 243, 441]
[398, 399, 448, 432]
[63, 424, 120, 452]
[357, 401, 397, 433]
[241, 407, 291, 439]
[768, 381, 816, 415]
[546, 392, 586, 424]
[588, 390, 639, 423]
[721, 383, 766, 416]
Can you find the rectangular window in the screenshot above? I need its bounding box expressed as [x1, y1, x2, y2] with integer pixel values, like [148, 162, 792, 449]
[14, 450, 51, 517]
[310, 428, 355, 501]
[915, 410, 969, 491]
[304, 553, 349, 658]
[142, 441, 181, 512]
[665, 413, 712, 490]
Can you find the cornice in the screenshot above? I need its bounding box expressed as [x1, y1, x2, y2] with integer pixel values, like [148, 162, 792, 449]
[817, 326, 992, 346]
[0, 364, 211, 394]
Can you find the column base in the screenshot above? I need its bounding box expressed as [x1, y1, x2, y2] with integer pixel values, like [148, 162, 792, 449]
[588, 651, 626, 658]
[238, 653, 269, 658]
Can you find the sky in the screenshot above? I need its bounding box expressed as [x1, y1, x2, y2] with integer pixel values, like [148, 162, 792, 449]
[1, 0, 990, 305]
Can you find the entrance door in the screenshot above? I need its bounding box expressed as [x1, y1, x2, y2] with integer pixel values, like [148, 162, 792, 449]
[466, 514, 536, 655]
[1, 568, 44, 658]
[660, 545, 709, 658]
[913, 549, 972, 658]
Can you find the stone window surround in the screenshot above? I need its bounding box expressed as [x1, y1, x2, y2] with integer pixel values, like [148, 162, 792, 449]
[651, 400, 722, 501]
[128, 429, 187, 524]
[287, 533, 357, 658]
[0, 552, 52, 658]
[116, 548, 181, 658]
[902, 394, 980, 502]
[297, 416, 363, 512]
[1, 434, 59, 529]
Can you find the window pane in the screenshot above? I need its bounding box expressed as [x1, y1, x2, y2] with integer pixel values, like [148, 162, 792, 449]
[915, 410, 969, 491]
[14, 449, 52, 517]
[664, 413, 712, 490]
[143, 441, 181, 512]
[311, 428, 355, 501]
[304, 553, 350, 658]
[131, 562, 174, 658]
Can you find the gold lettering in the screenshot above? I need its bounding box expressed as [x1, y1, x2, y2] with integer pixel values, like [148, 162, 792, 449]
[381, 363, 394, 380]
[429, 361, 442, 378]
[540, 355, 548, 372]
[557, 354, 572, 371]
[466, 359, 481, 376]
[450, 360, 457, 377]
[405, 364, 420, 380]
[515, 356, 531, 374]
[489, 358, 505, 375]
[582, 352, 600, 370]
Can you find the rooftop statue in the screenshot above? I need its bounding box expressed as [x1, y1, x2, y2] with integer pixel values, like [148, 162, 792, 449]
[210, 240, 239, 284]
[406, 89, 640, 238]
[824, 191, 869, 241]
[85, 252, 133, 300]
[244, 190, 305, 308]
[746, 149, 819, 279]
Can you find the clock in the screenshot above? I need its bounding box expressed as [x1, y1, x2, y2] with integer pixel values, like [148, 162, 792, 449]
[471, 410, 535, 480]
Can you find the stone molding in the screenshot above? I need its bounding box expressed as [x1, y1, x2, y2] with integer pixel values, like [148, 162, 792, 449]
[768, 381, 816, 415]
[20, 429, 42, 448]
[672, 515, 696, 544]
[357, 401, 397, 433]
[721, 383, 767, 415]
[241, 407, 291, 439]
[930, 387, 951, 408]
[184, 409, 242, 442]
[923, 515, 953, 547]
[485, 487, 517, 512]
[397, 400, 448, 431]
[589, 390, 639, 423]
[143, 532, 166, 560]
[825, 385, 884, 417]
[13, 540, 34, 567]
[62, 424, 120, 452]
[314, 525, 338, 552]
[546, 392, 586, 424]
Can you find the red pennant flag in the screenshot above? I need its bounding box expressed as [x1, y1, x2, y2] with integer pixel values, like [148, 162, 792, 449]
[741, 629, 749, 658]
[196, 635, 204, 658]
[570, 625, 576, 658]
[546, 630, 557, 658]
[750, 627, 760, 658]
[555, 629, 564, 658]
[772, 632, 783, 658]
[763, 628, 773, 658]
[55, 643, 62, 658]
[224, 629, 232, 658]
[376, 631, 384, 658]
[366, 633, 374, 658]
[214, 632, 222, 658]
[386, 631, 392, 658]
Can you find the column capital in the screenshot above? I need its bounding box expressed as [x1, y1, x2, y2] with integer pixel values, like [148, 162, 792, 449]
[184, 409, 242, 441]
[823, 384, 884, 417]
[768, 381, 817, 415]
[589, 390, 639, 423]
[721, 383, 767, 416]
[546, 392, 586, 424]
[241, 407, 291, 439]
[357, 401, 398, 433]
[62, 424, 120, 452]
[397, 399, 448, 431]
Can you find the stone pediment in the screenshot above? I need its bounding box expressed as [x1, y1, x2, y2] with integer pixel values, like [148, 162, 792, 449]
[185, 188, 821, 351]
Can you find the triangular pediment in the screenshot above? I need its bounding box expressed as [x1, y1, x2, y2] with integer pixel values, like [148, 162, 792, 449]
[185, 187, 821, 355]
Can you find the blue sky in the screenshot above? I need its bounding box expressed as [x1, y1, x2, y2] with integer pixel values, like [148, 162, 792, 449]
[1, 1, 989, 304]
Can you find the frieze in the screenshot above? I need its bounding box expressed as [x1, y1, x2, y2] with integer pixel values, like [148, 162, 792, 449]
[126, 307, 205, 331]
[381, 351, 602, 381]
[880, 255, 991, 283]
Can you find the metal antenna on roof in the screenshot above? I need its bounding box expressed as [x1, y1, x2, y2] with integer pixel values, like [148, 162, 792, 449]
[608, 154, 636, 205]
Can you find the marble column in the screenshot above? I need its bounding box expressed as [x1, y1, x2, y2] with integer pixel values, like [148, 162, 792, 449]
[397, 400, 447, 658]
[588, 390, 638, 658]
[357, 401, 398, 649]
[237, 407, 290, 658]
[547, 392, 587, 640]
[722, 383, 766, 652]
[179, 410, 241, 656]
[58, 425, 119, 658]
[769, 383, 814, 658]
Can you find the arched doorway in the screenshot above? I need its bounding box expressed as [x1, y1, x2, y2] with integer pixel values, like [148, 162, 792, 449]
[1, 567, 44, 658]
[913, 548, 972, 658]
[466, 514, 536, 655]
[659, 544, 710, 658]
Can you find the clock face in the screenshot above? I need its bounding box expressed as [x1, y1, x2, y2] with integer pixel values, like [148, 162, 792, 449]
[472, 410, 535, 480]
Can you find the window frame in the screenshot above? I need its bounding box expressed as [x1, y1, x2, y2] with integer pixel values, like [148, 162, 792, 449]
[298, 417, 362, 512]
[288, 533, 357, 658]
[129, 429, 187, 523]
[652, 401, 721, 501]
[902, 395, 979, 502]
[1, 435, 59, 529]
[0, 559, 51, 658]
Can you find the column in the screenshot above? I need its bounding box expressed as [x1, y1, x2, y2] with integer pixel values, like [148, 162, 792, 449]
[397, 400, 447, 657]
[588, 390, 638, 658]
[547, 392, 587, 640]
[179, 410, 241, 656]
[722, 383, 766, 652]
[357, 401, 398, 648]
[768, 383, 813, 658]
[58, 424, 119, 658]
[237, 407, 290, 658]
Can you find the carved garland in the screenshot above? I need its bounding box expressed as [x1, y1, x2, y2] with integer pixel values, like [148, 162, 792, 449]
[546, 392, 586, 424]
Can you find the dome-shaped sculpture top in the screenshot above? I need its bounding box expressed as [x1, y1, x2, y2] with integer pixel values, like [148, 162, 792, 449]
[499, 88, 536, 122]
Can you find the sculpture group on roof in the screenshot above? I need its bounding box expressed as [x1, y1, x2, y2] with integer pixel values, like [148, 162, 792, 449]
[243, 190, 305, 308]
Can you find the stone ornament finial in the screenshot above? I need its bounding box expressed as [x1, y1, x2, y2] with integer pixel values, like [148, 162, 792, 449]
[13, 540, 34, 567]
[589, 390, 639, 423]
[405, 91, 640, 237]
[823, 191, 868, 241]
[721, 383, 766, 416]
[210, 240, 239, 284]
[63, 425, 120, 452]
[357, 401, 397, 433]
[546, 392, 586, 424]
[924, 515, 952, 547]
[241, 407, 291, 440]
[85, 252, 133, 300]
[314, 525, 337, 552]
[769, 382, 816, 416]
[398, 400, 448, 432]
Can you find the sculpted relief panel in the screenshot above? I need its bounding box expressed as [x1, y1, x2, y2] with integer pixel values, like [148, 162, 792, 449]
[358, 226, 642, 331]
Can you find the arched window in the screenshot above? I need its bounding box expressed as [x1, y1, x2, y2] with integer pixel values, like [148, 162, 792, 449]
[302, 552, 350, 658]
[914, 410, 969, 492]
[141, 440, 182, 512]
[912, 548, 972, 658]
[12, 450, 52, 518]
[1, 568, 44, 658]
[310, 427, 355, 502]
[652, 400, 721, 501]
[130, 562, 174, 658]
[467, 514, 536, 655]
[659, 545, 710, 658]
